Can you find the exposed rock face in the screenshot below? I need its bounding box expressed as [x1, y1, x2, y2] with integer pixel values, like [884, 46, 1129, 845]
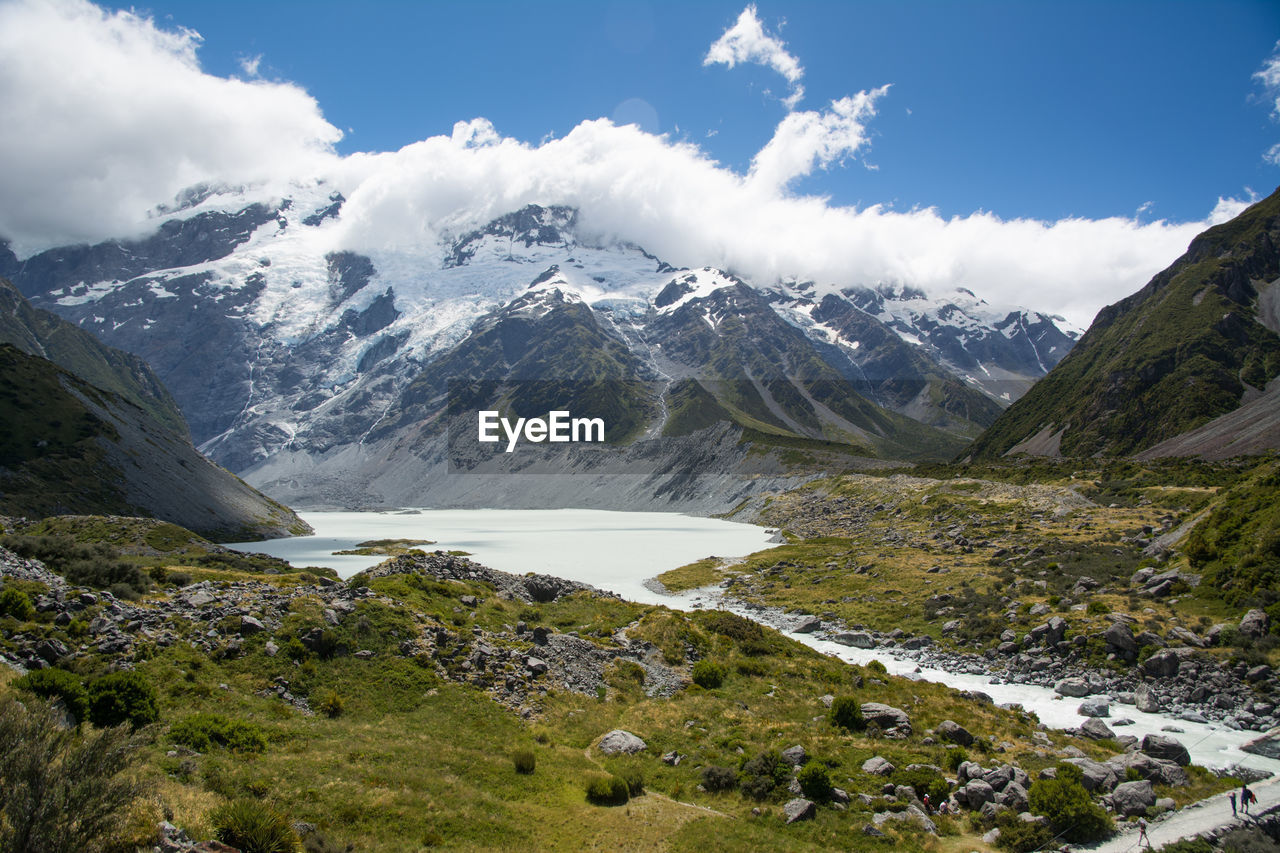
[596, 730, 647, 756]
[1240, 609, 1271, 640]
[1134, 683, 1162, 713]
[1142, 649, 1181, 678]
[1080, 718, 1116, 740]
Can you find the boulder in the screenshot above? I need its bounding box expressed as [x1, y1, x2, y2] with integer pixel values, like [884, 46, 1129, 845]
[832, 631, 876, 649]
[1134, 683, 1162, 713]
[1142, 649, 1180, 678]
[1104, 622, 1138, 654]
[960, 779, 995, 809]
[1239, 609, 1270, 640]
[1241, 727, 1280, 760]
[937, 719, 974, 746]
[998, 782, 1029, 812]
[860, 703, 912, 736]
[793, 617, 822, 634]
[238, 615, 267, 636]
[1110, 780, 1156, 817]
[596, 730, 646, 756]
[781, 744, 808, 767]
[1064, 758, 1119, 793]
[1080, 718, 1116, 740]
[784, 798, 816, 824]
[1055, 677, 1091, 697]
[1168, 626, 1206, 648]
[861, 756, 895, 776]
[1078, 698, 1110, 718]
[1141, 734, 1190, 766]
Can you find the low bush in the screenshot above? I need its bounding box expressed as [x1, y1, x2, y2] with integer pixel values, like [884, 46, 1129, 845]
[797, 761, 832, 802]
[316, 691, 345, 719]
[0, 587, 35, 620]
[584, 773, 629, 806]
[513, 749, 536, 774]
[944, 746, 968, 770]
[1028, 763, 1112, 843]
[829, 695, 864, 732]
[87, 671, 159, 729]
[994, 809, 1053, 852]
[740, 750, 787, 800]
[169, 713, 267, 753]
[617, 765, 644, 796]
[210, 799, 298, 853]
[892, 766, 950, 804]
[701, 765, 737, 792]
[691, 659, 726, 689]
[13, 667, 89, 724]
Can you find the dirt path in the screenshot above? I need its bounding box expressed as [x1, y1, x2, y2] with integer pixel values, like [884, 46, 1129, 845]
[1080, 775, 1280, 852]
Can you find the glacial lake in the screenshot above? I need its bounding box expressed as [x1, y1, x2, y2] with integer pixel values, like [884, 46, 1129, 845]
[229, 509, 1280, 773]
[226, 508, 778, 602]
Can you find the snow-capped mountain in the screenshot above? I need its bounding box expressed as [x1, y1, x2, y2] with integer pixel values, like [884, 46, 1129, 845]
[0, 186, 1080, 508]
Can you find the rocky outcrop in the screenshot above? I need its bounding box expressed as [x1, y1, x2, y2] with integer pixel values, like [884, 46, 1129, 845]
[596, 730, 647, 756]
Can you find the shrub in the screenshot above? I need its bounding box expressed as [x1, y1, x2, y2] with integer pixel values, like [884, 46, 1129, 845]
[316, 691, 345, 719]
[1087, 600, 1111, 615]
[944, 746, 969, 771]
[169, 714, 267, 753]
[14, 667, 90, 724]
[210, 799, 298, 853]
[994, 809, 1053, 852]
[866, 659, 887, 675]
[691, 659, 726, 689]
[513, 749, 536, 774]
[700, 610, 765, 642]
[87, 671, 159, 729]
[1028, 763, 1113, 843]
[701, 765, 737, 792]
[797, 761, 832, 802]
[584, 773, 630, 805]
[0, 587, 35, 620]
[829, 695, 865, 732]
[0, 695, 150, 853]
[740, 750, 787, 800]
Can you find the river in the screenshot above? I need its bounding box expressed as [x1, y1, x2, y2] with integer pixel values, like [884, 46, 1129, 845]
[228, 509, 1279, 775]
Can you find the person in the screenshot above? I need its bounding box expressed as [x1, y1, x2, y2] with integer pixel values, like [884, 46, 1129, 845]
[1229, 790, 1238, 817]
[1243, 784, 1253, 815]
[937, 800, 950, 815]
[1138, 816, 1149, 847]
[922, 792, 930, 813]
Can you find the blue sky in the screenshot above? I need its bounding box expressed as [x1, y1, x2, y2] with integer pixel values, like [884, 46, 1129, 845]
[2, 0, 1279, 324]
[122, 0, 1280, 223]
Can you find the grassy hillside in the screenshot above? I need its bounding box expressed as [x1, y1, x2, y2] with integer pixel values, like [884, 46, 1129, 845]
[968, 187, 1280, 460]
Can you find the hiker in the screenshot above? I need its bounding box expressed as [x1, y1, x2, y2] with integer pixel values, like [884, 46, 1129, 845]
[922, 792, 930, 813]
[1243, 784, 1253, 814]
[1137, 816, 1150, 847]
[1229, 790, 1238, 817]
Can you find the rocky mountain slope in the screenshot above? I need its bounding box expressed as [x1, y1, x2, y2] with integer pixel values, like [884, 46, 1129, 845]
[0, 282, 309, 539]
[2, 188, 1079, 508]
[969, 186, 1280, 460]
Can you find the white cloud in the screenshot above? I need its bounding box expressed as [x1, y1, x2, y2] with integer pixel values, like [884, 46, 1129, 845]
[0, 0, 1230, 333]
[748, 88, 888, 191]
[239, 53, 262, 77]
[0, 0, 341, 253]
[1208, 193, 1257, 225]
[321, 118, 1209, 330]
[1255, 42, 1280, 164]
[705, 5, 805, 109]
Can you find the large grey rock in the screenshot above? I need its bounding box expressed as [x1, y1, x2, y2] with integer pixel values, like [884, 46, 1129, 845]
[1141, 734, 1190, 766]
[784, 798, 816, 824]
[873, 805, 937, 835]
[1104, 622, 1138, 654]
[1240, 609, 1270, 640]
[1242, 727, 1280, 760]
[781, 744, 808, 766]
[1110, 780, 1156, 816]
[1065, 758, 1119, 793]
[861, 702, 912, 736]
[1134, 683, 1162, 713]
[1078, 698, 1110, 718]
[862, 756, 895, 776]
[596, 729, 646, 755]
[937, 719, 974, 746]
[1142, 649, 1180, 678]
[793, 617, 821, 634]
[1055, 677, 1091, 697]
[832, 631, 876, 649]
[961, 779, 996, 809]
[238, 615, 267, 635]
[1080, 718, 1116, 740]
[998, 782, 1029, 812]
